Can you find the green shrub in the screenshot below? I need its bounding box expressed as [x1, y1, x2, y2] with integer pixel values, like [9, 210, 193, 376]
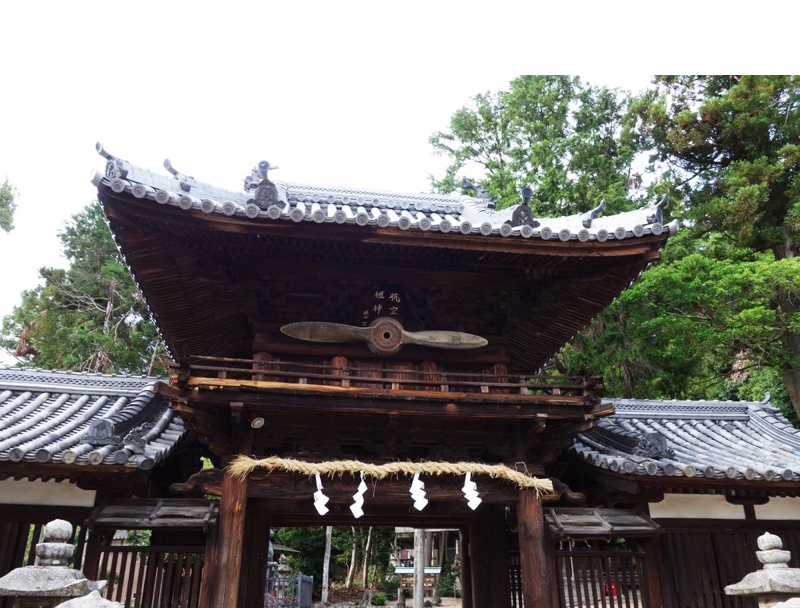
[372, 592, 387, 606]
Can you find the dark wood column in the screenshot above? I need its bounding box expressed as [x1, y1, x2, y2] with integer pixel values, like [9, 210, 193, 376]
[468, 506, 511, 608]
[240, 503, 271, 608]
[642, 536, 663, 607]
[82, 529, 113, 580]
[459, 529, 473, 608]
[200, 471, 248, 608]
[517, 488, 555, 608]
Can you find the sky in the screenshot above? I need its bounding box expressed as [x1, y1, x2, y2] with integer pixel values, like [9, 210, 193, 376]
[0, 2, 792, 362]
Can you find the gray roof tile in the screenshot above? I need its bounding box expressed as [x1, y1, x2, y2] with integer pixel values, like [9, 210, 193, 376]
[0, 368, 183, 470]
[572, 398, 800, 483]
[93, 145, 679, 242]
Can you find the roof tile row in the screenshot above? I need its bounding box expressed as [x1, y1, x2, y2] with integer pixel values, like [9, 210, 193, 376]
[573, 398, 800, 482]
[0, 368, 183, 471]
[93, 145, 678, 243]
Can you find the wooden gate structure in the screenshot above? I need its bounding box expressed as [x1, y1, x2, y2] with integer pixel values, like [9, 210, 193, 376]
[91, 145, 677, 607]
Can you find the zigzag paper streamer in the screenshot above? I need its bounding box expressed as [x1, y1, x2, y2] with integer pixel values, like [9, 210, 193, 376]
[409, 471, 428, 511]
[462, 471, 481, 510]
[350, 472, 367, 518]
[313, 473, 330, 515]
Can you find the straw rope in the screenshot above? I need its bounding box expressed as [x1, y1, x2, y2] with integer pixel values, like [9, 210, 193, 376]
[227, 455, 553, 492]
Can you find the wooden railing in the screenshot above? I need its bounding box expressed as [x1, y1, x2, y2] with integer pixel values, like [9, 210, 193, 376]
[179, 355, 602, 400]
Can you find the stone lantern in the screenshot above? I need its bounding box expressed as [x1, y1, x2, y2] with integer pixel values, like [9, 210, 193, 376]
[725, 532, 800, 607]
[0, 520, 110, 608]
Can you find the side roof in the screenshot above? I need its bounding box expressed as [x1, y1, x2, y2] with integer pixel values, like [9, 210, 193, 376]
[572, 397, 800, 486]
[0, 368, 184, 472]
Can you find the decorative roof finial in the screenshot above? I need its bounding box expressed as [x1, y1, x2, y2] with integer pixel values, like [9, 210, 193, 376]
[163, 159, 194, 193]
[246, 160, 280, 209]
[506, 185, 538, 229]
[647, 195, 669, 224]
[581, 200, 606, 228]
[461, 178, 496, 210]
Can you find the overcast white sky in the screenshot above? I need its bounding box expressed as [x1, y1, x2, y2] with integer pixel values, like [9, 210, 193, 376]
[0, 2, 791, 361]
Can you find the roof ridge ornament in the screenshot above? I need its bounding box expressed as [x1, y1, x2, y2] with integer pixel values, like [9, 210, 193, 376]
[246, 160, 280, 209]
[647, 195, 669, 224]
[581, 200, 606, 228]
[96, 142, 128, 181]
[505, 185, 539, 229]
[460, 178, 496, 210]
[163, 159, 194, 193]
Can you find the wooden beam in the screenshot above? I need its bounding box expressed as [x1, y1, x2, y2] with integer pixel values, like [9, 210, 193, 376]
[517, 488, 555, 608]
[188, 467, 524, 505]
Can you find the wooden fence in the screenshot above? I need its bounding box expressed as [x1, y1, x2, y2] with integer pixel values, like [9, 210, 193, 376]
[96, 544, 205, 608]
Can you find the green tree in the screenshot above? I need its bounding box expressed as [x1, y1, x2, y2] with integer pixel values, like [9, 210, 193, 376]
[627, 75, 800, 417]
[0, 178, 17, 232]
[429, 75, 642, 214]
[560, 235, 799, 421]
[2, 201, 168, 374]
[275, 526, 396, 596]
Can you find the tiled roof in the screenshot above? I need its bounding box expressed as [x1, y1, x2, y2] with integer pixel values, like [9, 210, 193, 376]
[0, 368, 184, 471]
[572, 398, 800, 483]
[92, 144, 678, 242]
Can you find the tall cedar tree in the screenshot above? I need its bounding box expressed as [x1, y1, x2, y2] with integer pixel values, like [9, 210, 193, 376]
[2, 202, 168, 374]
[624, 76, 800, 418]
[429, 75, 642, 214]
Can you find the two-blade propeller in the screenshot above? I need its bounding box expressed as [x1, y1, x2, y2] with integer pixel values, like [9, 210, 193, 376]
[280, 316, 487, 356]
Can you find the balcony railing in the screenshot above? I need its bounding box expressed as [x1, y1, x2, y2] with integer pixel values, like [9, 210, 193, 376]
[177, 356, 602, 402]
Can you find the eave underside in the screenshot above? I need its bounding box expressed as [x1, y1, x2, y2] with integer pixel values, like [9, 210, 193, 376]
[101, 189, 667, 373]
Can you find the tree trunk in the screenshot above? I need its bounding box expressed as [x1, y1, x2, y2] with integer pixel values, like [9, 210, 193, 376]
[413, 529, 425, 608]
[321, 526, 332, 604]
[345, 526, 358, 588]
[361, 526, 373, 589]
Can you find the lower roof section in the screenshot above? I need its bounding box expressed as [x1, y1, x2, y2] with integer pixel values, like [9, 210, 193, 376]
[0, 368, 184, 473]
[572, 397, 800, 487]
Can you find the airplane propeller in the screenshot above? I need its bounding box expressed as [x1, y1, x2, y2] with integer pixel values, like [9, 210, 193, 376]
[280, 316, 488, 356]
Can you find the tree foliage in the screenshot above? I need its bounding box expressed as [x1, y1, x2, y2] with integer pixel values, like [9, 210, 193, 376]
[429, 75, 642, 214]
[2, 202, 168, 375]
[622, 76, 800, 418]
[0, 178, 17, 232]
[630, 75, 800, 259]
[432, 75, 800, 423]
[275, 526, 395, 595]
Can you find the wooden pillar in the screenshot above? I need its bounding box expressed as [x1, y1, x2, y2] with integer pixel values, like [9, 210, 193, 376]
[331, 356, 350, 387]
[642, 536, 664, 607]
[200, 471, 248, 608]
[252, 352, 273, 381]
[469, 506, 511, 608]
[459, 529, 473, 608]
[517, 488, 556, 608]
[82, 529, 112, 581]
[240, 504, 270, 608]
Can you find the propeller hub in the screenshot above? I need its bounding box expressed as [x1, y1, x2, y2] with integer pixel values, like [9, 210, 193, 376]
[368, 317, 404, 355]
